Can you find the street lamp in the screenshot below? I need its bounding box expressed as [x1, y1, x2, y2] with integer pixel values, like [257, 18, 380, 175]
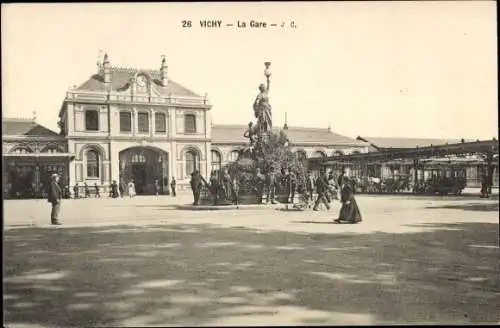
[264, 62, 272, 77]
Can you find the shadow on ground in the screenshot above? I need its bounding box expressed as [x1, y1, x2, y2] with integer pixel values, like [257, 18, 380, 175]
[425, 202, 499, 212]
[3, 222, 499, 326]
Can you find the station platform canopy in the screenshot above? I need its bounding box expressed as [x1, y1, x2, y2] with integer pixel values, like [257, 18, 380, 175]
[3, 153, 75, 158]
[310, 139, 499, 166]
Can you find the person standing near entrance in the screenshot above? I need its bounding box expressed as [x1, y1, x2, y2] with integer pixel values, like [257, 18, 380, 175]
[73, 183, 80, 199]
[128, 179, 136, 198]
[110, 180, 119, 198]
[47, 173, 62, 225]
[154, 179, 161, 196]
[94, 183, 101, 198]
[170, 177, 177, 197]
[84, 182, 90, 198]
[232, 175, 240, 209]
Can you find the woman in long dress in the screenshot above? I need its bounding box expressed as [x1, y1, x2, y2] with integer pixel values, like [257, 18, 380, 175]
[128, 180, 136, 198]
[335, 177, 362, 224]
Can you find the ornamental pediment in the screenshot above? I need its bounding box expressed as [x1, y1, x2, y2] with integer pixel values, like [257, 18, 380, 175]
[115, 72, 162, 98]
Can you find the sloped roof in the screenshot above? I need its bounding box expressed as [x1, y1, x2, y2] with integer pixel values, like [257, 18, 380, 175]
[212, 125, 367, 146]
[357, 136, 476, 150]
[2, 118, 62, 138]
[76, 67, 201, 97]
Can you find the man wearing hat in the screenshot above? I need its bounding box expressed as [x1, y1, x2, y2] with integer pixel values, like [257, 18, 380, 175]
[47, 173, 62, 225]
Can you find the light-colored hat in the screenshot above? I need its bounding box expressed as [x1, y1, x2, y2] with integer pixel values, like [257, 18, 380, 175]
[51, 173, 59, 178]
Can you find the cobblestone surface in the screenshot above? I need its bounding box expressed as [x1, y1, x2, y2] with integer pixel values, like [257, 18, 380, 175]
[3, 195, 499, 326]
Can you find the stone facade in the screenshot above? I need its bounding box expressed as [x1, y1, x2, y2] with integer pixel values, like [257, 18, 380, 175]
[59, 55, 212, 192]
[56, 54, 371, 193]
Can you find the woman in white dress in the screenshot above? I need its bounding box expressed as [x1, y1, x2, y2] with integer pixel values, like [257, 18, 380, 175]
[128, 180, 136, 198]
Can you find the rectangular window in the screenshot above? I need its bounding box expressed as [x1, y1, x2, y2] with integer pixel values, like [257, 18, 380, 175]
[138, 112, 149, 133]
[85, 110, 99, 131]
[184, 114, 196, 133]
[155, 112, 167, 133]
[120, 111, 132, 132]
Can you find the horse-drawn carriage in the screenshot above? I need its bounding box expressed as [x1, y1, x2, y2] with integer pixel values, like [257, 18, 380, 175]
[356, 174, 412, 194]
[412, 165, 467, 195]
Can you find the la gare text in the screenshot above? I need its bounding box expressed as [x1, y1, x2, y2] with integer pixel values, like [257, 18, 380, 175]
[202, 20, 268, 28]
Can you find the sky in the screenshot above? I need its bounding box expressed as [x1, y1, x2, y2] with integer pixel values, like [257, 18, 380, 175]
[2, 2, 498, 140]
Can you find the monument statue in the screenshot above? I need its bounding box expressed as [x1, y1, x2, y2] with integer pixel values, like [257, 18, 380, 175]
[252, 62, 272, 137]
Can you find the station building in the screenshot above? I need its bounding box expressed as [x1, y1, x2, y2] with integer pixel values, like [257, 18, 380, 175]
[3, 54, 370, 197]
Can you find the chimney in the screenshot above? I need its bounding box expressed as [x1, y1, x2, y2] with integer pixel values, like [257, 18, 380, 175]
[160, 55, 168, 86]
[283, 112, 288, 130]
[103, 53, 111, 84]
[96, 49, 103, 73]
[328, 125, 331, 132]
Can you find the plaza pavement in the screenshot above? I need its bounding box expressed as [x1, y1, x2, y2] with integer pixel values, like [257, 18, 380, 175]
[3, 194, 499, 326]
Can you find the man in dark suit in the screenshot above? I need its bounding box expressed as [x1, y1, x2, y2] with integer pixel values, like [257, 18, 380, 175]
[266, 167, 277, 204]
[254, 168, 265, 204]
[170, 177, 177, 197]
[313, 171, 331, 211]
[286, 167, 297, 205]
[306, 172, 315, 204]
[47, 173, 62, 225]
[190, 171, 206, 205]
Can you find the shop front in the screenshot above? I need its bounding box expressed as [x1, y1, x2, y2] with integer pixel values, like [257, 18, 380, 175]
[3, 153, 74, 199]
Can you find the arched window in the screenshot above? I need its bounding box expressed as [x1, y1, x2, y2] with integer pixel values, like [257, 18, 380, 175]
[229, 150, 240, 162]
[334, 150, 345, 156]
[185, 149, 200, 176]
[352, 150, 361, 155]
[211, 150, 222, 172]
[11, 147, 33, 154]
[131, 152, 146, 163]
[86, 150, 99, 178]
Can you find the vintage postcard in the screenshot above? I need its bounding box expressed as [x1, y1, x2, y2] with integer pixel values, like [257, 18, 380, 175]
[2, 2, 498, 326]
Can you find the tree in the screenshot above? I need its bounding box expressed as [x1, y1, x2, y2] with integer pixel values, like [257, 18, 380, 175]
[223, 129, 308, 193]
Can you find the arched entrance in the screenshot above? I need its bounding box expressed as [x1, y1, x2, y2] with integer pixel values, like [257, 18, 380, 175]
[119, 147, 169, 195]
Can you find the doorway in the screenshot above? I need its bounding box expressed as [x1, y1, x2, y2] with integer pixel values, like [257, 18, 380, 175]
[131, 164, 147, 194]
[119, 147, 169, 195]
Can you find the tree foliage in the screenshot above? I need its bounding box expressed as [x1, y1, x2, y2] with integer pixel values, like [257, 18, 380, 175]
[223, 129, 308, 190]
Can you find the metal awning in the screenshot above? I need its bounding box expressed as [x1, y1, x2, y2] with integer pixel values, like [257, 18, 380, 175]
[311, 139, 498, 166]
[2, 153, 75, 158]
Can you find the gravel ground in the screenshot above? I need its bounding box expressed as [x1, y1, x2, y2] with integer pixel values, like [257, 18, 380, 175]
[3, 195, 499, 326]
